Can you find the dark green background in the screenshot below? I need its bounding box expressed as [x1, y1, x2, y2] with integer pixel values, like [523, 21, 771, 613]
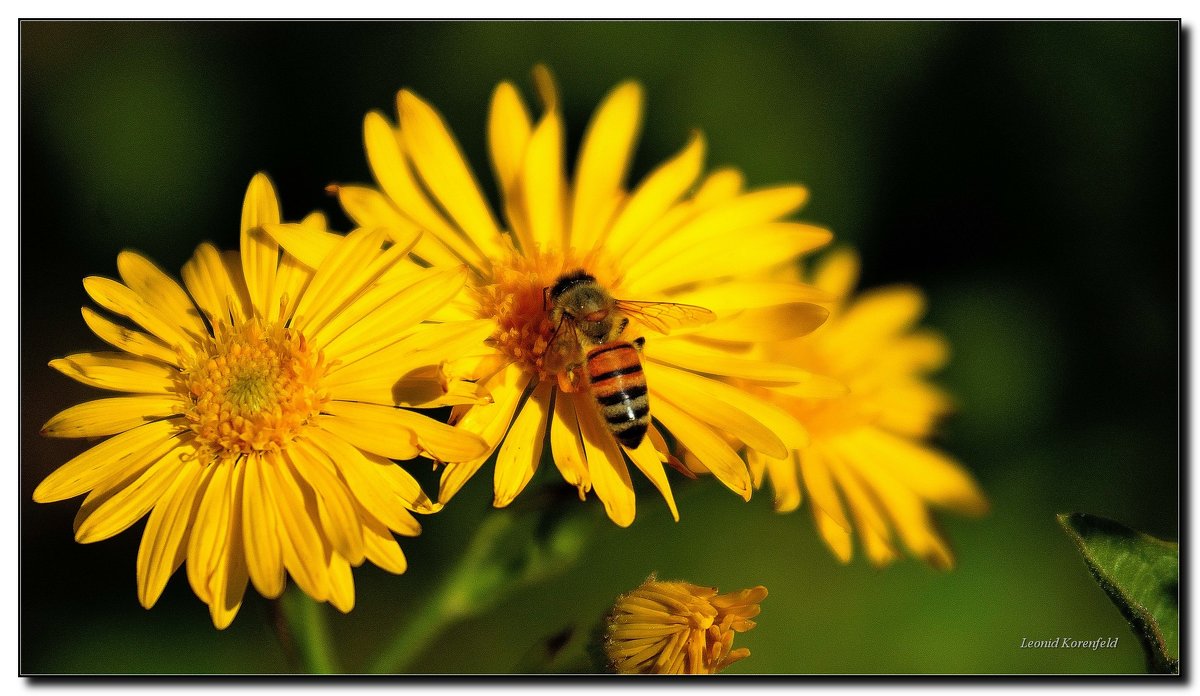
[21, 21, 1178, 674]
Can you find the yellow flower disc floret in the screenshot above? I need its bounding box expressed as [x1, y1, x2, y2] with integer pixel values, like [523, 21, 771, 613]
[182, 318, 329, 457]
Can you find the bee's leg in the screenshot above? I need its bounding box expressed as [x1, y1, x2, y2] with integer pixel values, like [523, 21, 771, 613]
[614, 317, 629, 339]
[632, 336, 646, 352]
[557, 366, 583, 393]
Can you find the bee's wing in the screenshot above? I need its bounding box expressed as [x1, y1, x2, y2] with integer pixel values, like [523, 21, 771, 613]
[613, 300, 717, 335]
[545, 315, 582, 372]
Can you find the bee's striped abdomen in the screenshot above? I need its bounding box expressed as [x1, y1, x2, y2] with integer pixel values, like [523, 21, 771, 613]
[585, 341, 650, 448]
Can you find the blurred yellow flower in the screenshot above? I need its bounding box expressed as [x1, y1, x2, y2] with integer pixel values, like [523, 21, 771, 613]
[338, 65, 833, 526]
[605, 576, 767, 674]
[35, 174, 487, 628]
[748, 247, 988, 568]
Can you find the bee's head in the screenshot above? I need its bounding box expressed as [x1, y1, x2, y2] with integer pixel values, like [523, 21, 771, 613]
[548, 269, 596, 303]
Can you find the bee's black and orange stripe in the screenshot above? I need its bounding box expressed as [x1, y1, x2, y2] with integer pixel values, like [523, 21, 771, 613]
[585, 341, 650, 448]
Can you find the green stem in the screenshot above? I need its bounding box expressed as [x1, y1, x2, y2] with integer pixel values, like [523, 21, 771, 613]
[368, 512, 517, 674]
[277, 587, 340, 674]
[365, 584, 453, 675]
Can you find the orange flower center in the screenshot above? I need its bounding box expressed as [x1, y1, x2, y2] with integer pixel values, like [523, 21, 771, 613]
[474, 242, 619, 381]
[182, 318, 329, 458]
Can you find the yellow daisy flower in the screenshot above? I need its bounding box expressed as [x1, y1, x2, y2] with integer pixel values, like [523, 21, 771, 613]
[34, 173, 488, 628]
[747, 247, 988, 568]
[605, 576, 767, 674]
[336, 66, 832, 526]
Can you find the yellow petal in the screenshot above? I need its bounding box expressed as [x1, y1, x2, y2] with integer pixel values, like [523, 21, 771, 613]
[625, 186, 807, 274]
[240, 173, 282, 320]
[262, 221, 341, 271]
[532, 64, 560, 112]
[645, 362, 800, 454]
[694, 168, 745, 204]
[336, 184, 462, 269]
[308, 228, 426, 338]
[357, 502, 409, 574]
[601, 131, 705, 257]
[181, 242, 249, 325]
[747, 447, 767, 488]
[764, 374, 851, 399]
[136, 455, 204, 608]
[286, 446, 365, 566]
[322, 401, 488, 463]
[73, 440, 189, 544]
[519, 109, 567, 250]
[314, 413, 419, 463]
[570, 81, 643, 250]
[326, 552, 356, 613]
[397, 90, 504, 256]
[33, 419, 187, 503]
[690, 302, 829, 343]
[814, 504, 853, 563]
[83, 276, 197, 355]
[273, 252, 316, 326]
[861, 521, 900, 568]
[493, 381, 552, 507]
[437, 350, 512, 386]
[665, 281, 830, 316]
[624, 435, 680, 522]
[488, 81, 533, 233]
[438, 365, 531, 504]
[330, 376, 486, 410]
[394, 316, 498, 354]
[318, 266, 469, 364]
[797, 448, 851, 533]
[81, 307, 180, 366]
[839, 446, 953, 570]
[574, 391, 636, 527]
[826, 448, 894, 547]
[824, 286, 926, 364]
[856, 429, 989, 516]
[49, 352, 177, 394]
[325, 319, 495, 400]
[625, 222, 830, 295]
[209, 462, 249, 629]
[873, 383, 953, 439]
[549, 387, 592, 496]
[303, 429, 436, 527]
[289, 227, 389, 335]
[186, 459, 233, 605]
[644, 339, 813, 382]
[652, 398, 751, 501]
[262, 452, 332, 601]
[365, 111, 491, 271]
[489, 82, 536, 253]
[755, 450, 803, 512]
[41, 395, 184, 438]
[241, 453, 286, 599]
[116, 251, 208, 339]
[813, 246, 860, 301]
[304, 258, 431, 352]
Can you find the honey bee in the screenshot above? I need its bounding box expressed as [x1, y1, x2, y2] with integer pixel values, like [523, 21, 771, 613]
[544, 269, 715, 448]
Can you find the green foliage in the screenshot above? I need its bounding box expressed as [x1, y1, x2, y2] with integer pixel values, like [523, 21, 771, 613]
[1057, 513, 1178, 673]
[368, 486, 603, 673]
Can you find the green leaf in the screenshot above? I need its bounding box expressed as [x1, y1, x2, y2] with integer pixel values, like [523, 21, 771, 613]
[1057, 512, 1178, 674]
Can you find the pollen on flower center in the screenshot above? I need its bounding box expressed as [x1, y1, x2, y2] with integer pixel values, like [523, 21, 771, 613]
[475, 243, 616, 381]
[182, 318, 329, 457]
